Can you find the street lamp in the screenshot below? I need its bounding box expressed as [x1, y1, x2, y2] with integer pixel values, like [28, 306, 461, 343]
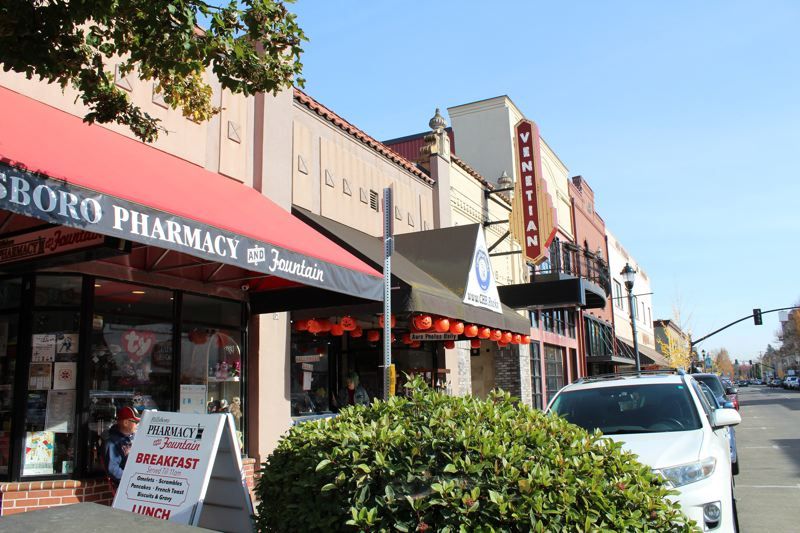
[620, 263, 641, 374]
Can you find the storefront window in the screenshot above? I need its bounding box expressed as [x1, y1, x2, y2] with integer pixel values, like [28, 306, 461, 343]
[22, 277, 82, 477]
[86, 281, 173, 476]
[530, 342, 543, 409]
[545, 344, 565, 397]
[0, 278, 21, 477]
[180, 294, 244, 448]
[290, 334, 332, 417]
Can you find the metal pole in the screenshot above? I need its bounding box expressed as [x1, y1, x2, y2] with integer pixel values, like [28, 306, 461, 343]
[627, 286, 641, 374]
[383, 187, 393, 400]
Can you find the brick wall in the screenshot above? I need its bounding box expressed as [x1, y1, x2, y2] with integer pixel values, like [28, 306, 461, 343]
[494, 346, 521, 398]
[0, 457, 259, 517]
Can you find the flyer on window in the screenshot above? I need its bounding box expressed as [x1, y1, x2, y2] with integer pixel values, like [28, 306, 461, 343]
[23, 430, 55, 476]
[55, 332, 79, 355]
[32, 334, 56, 362]
[45, 389, 75, 433]
[28, 363, 52, 390]
[53, 362, 77, 390]
[179, 384, 207, 414]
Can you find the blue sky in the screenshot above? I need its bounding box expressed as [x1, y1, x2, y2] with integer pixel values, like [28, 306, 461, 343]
[290, 0, 799, 360]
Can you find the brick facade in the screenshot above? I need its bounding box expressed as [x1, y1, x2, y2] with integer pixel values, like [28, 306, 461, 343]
[0, 457, 259, 517]
[494, 347, 521, 398]
[455, 341, 473, 396]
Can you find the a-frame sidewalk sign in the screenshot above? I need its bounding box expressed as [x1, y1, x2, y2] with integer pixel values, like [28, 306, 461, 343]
[112, 411, 254, 532]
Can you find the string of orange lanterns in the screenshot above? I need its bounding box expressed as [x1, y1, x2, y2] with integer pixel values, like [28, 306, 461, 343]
[293, 313, 531, 350]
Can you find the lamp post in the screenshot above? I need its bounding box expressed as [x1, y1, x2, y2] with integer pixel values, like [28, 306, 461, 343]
[701, 350, 707, 372]
[620, 263, 641, 374]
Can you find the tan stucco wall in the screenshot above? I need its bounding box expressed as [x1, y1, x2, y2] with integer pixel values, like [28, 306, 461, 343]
[291, 105, 434, 235]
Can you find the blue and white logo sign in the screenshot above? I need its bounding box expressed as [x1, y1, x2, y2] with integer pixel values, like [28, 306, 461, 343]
[463, 228, 502, 314]
[475, 249, 491, 291]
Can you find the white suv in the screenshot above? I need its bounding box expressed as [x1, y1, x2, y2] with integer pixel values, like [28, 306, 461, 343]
[546, 372, 741, 532]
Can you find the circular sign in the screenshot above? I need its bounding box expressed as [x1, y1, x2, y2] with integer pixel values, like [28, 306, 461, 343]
[475, 249, 491, 291]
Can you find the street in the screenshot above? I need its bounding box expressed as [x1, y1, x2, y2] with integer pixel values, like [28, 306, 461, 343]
[734, 385, 800, 532]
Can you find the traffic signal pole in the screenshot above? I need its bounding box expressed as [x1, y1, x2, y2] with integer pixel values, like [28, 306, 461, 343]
[689, 307, 800, 367]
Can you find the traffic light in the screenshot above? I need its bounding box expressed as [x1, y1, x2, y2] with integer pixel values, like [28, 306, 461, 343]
[753, 308, 763, 325]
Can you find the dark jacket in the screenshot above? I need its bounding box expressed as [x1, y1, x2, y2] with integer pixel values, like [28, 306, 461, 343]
[103, 426, 134, 486]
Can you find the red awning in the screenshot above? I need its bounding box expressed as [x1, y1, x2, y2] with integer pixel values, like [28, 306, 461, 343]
[0, 87, 382, 300]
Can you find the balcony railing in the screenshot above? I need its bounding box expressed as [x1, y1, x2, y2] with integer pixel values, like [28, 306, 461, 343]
[535, 239, 612, 296]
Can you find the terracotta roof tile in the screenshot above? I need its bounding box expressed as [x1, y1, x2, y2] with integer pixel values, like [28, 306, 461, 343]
[293, 89, 434, 185]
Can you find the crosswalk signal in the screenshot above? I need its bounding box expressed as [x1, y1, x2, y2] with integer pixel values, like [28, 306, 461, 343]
[753, 308, 763, 326]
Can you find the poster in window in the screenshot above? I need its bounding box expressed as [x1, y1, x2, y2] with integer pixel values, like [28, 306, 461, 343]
[32, 334, 56, 362]
[28, 363, 52, 390]
[179, 384, 207, 414]
[26, 391, 48, 428]
[0, 320, 7, 357]
[45, 389, 75, 433]
[53, 361, 77, 390]
[55, 332, 79, 355]
[23, 430, 55, 476]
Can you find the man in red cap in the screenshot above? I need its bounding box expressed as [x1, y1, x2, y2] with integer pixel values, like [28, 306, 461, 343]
[103, 405, 140, 488]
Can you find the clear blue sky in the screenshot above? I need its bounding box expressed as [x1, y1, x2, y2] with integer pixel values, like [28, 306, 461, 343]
[290, 0, 799, 361]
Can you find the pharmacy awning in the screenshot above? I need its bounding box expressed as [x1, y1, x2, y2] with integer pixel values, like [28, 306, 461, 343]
[0, 87, 382, 301]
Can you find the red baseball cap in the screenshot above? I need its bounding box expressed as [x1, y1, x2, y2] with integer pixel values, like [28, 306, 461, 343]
[117, 406, 141, 422]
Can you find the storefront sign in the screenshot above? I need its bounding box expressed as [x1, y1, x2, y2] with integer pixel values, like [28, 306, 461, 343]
[0, 226, 106, 266]
[463, 229, 502, 314]
[410, 332, 457, 341]
[513, 119, 557, 265]
[0, 162, 380, 299]
[113, 411, 253, 532]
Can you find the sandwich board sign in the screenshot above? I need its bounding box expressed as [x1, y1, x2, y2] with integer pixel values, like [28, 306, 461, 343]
[113, 410, 253, 532]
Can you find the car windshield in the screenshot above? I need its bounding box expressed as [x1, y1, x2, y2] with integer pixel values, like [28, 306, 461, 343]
[693, 375, 726, 397]
[549, 383, 702, 434]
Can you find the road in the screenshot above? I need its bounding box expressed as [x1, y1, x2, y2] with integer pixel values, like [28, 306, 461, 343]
[734, 385, 800, 533]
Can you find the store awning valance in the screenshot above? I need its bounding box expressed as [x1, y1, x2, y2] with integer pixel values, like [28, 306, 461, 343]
[265, 208, 531, 334]
[618, 338, 672, 368]
[0, 87, 382, 301]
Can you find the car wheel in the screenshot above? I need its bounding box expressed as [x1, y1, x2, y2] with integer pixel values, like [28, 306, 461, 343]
[732, 459, 739, 476]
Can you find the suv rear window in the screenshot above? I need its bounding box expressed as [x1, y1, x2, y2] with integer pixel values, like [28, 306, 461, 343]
[550, 383, 702, 434]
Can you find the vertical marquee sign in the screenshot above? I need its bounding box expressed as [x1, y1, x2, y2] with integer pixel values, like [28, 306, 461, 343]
[513, 119, 557, 265]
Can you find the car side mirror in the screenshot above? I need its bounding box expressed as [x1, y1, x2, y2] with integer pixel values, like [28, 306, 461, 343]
[725, 387, 738, 395]
[712, 408, 741, 429]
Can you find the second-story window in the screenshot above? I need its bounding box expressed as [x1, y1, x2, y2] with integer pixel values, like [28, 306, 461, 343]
[613, 280, 624, 309]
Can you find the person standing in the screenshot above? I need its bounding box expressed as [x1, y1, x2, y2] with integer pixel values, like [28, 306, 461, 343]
[103, 406, 140, 488]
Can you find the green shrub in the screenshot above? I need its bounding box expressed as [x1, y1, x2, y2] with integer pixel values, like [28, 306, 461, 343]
[256, 379, 696, 532]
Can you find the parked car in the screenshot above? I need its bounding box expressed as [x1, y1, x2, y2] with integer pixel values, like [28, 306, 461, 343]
[697, 382, 739, 476]
[547, 371, 741, 532]
[782, 376, 799, 390]
[737, 380, 749, 387]
[769, 378, 783, 388]
[694, 373, 739, 411]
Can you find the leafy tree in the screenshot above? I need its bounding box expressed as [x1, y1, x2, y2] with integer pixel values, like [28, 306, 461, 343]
[713, 348, 734, 377]
[0, 0, 306, 142]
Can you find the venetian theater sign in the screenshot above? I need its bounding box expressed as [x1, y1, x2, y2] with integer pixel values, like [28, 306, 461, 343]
[511, 119, 557, 265]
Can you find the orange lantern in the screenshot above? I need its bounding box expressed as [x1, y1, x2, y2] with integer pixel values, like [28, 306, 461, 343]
[367, 330, 381, 343]
[378, 314, 397, 328]
[464, 324, 479, 338]
[478, 327, 491, 339]
[449, 321, 465, 335]
[443, 340, 456, 350]
[318, 319, 332, 332]
[402, 333, 412, 345]
[350, 326, 363, 338]
[306, 319, 321, 334]
[512, 334, 522, 344]
[340, 316, 357, 331]
[294, 319, 309, 332]
[330, 324, 344, 336]
[521, 335, 531, 345]
[410, 341, 422, 348]
[490, 329, 502, 342]
[501, 331, 513, 344]
[434, 317, 450, 333]
[413, 314, 433, 331]
[470, 338, 481, 349]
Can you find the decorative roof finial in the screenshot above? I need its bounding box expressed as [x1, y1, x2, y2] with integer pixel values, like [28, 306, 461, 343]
[429, 108, 446, 132]
[497, 170, 512, 188]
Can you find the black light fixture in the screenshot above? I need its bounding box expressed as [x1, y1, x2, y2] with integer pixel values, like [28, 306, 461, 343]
[620, 262, 641, 374]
